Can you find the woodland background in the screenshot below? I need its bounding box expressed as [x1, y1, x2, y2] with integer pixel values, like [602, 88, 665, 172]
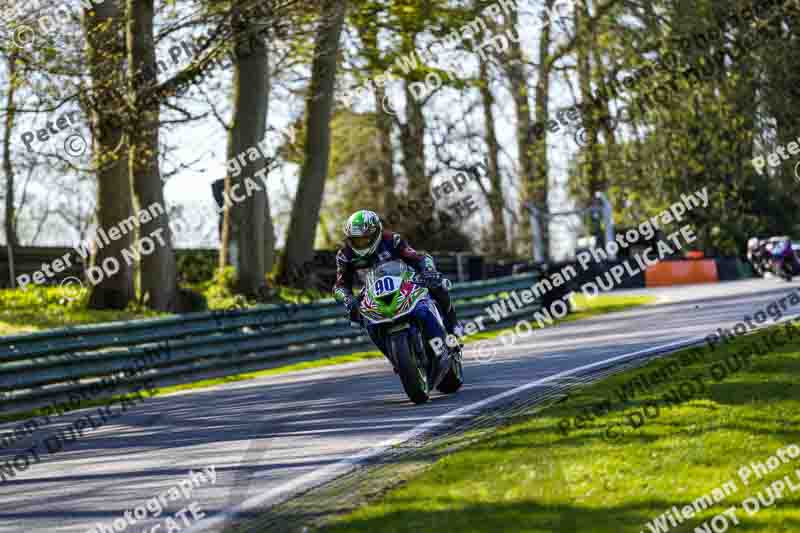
[0, 0, 798, 312]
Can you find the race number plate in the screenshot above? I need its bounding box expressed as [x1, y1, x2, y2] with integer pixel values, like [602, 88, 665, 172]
[373, 276, 400, 296]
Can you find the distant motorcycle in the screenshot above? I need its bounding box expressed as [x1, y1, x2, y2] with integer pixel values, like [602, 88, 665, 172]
[770, 239, 796, 282]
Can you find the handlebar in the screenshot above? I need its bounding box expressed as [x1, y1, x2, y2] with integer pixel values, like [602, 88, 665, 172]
[413, 271, 452, 290]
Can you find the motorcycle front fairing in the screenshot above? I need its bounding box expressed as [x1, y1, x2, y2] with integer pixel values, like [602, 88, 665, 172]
[359, 260, 428, 325]
[358, 260, 449, 361]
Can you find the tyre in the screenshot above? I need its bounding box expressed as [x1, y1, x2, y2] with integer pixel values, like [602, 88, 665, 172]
[389, 330, 430, 404]
[436, 354, 464, 394]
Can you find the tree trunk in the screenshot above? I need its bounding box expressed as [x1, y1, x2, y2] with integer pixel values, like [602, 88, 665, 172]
[575, 0, 605, 246]
[532, 0, 553, 262]
[478, 53, 508, 256]
[219, 189, 231, 269]
[576, 0, 601, 195]
[127, 0, 177, 311]
[375, 85, 395, 212]
[505, 5, 535, 256]
[591, 43, 618, 191]
[3, 52, 19, 287]
[278, 0, 347, 284]
[354, 21, 396, 213]
[401, 79, 427, 206]
[224, 4, 273, 296]
[84, 0, 135, 309]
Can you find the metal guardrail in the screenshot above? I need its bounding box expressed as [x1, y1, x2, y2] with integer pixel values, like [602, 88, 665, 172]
[0, 273, 539, 415]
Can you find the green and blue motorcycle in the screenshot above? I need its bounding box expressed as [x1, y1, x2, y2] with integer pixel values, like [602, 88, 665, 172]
[356, 260, 464, 404]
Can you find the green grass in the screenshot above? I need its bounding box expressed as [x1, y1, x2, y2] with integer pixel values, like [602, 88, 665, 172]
[322, 322, 800, 533]
[467, 293, 655, 342]
[0, 286, 163, 336]
[0, 282, 322, 337]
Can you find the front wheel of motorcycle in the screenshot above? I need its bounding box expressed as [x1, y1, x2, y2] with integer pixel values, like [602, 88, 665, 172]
[389, 330, 430, 404]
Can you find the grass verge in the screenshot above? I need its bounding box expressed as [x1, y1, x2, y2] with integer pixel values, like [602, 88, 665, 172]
[467, 293, 655, 342]
[0, 286, 163, 336]
[0, 274, 322, 336]
[321, 319, 800, 533]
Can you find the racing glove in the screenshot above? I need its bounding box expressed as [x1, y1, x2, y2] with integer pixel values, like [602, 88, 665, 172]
[419, 270, 443, 288]
[343, 295, 362, 326]
[342, 294, 356, 311]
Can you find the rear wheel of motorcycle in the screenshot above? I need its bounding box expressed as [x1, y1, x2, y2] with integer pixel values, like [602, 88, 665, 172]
[436, 355, 464, 394]
[390, 331, 430, 404]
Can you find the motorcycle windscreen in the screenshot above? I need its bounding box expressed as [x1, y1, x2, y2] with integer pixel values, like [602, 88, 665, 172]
[365, 260, 409, 291]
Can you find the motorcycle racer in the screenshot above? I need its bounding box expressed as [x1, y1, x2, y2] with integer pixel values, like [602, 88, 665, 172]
[747, 237, 769, 276]
[332, 210, 462, 363]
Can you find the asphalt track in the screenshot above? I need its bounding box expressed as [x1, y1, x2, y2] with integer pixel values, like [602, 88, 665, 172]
[1, 279, 799, 533]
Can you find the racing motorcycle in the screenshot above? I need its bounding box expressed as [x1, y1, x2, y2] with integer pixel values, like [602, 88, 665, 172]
[356, 260, 463, 404]
[769, 238, 796, 282]
[747, 237, 770, 277]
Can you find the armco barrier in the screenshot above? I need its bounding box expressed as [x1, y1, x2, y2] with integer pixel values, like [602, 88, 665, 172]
[714, 257, 755, 281]
[714, 257, 742, 281]
[0, 272, 540, 416]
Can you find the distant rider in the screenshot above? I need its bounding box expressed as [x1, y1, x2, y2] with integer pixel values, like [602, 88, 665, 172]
[332, 210, 462, 362]
[747, 237, 768, 276]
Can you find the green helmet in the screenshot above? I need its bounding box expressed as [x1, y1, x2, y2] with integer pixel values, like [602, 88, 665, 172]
[344, 210, 383, 257]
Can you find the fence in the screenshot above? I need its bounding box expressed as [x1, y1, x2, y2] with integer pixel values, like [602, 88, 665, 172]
[0, 272, 541, 416]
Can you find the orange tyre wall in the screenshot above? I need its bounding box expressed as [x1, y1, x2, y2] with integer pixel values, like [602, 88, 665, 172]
[645, 260, 719, 287]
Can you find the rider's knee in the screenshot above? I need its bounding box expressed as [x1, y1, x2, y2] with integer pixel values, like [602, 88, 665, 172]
[429, 285, 449, 300]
